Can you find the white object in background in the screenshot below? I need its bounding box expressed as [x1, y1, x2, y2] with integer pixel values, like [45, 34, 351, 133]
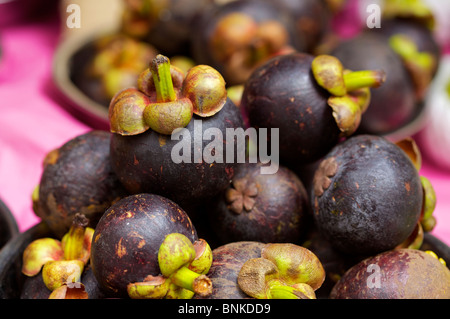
[419, 55, 450, 171]
[59, 0, 124, 41]
[423, 0, 450, 50]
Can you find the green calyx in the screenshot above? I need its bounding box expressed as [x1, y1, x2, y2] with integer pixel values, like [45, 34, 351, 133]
[127, 233, 213, 299]
[383, 0, 435, 29]
[109, 54, 227, 136]
[420, 176, 437, 232]
[237, 243, 325, 299]
[151, 55, 177, 103]
[311, 55, 386, 137]
[21, 214, 93, 296]
[389, 34, 436, 100]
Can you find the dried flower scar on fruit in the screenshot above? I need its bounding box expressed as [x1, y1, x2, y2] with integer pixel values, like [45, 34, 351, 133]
[312, 135, 425, 255]
[209, 163, 309, 245]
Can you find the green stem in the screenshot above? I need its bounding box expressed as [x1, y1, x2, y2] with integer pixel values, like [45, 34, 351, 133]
[151, 54, 177, 103]
[343, 70, 386, 92]
[170, 266, 212, 297]
[63, 214, 88, 261]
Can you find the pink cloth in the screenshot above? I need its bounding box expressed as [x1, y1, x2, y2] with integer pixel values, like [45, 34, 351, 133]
[0, 8, 449, 247]
[0, 16, 91, 232]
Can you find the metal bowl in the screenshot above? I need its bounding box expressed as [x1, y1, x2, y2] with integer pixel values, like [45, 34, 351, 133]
[52, 31, 112, 131]
[0, 199, 19, 252]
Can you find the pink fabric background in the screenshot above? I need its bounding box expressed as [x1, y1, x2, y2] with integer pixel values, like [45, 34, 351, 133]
[0, 2, 449, 246]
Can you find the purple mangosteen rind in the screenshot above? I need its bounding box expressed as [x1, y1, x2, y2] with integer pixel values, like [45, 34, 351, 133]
[273, 0, 333, 53]
[331, 32, 418, 135]
[241, 52, 385, 166]
[330, 249, 450, 299]
[110, 96, 244, 210]
[312, 135, 423, 255]
[190, 0, 306, 86]
[195, 241, 266, 299]
[241, 52, 341, 166]
[209, 163, 309, 244]
[90, 193, 197, 297]
[34, 130, 128, 238]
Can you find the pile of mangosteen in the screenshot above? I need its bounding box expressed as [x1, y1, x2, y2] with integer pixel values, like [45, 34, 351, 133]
[20, 0, 450, 299]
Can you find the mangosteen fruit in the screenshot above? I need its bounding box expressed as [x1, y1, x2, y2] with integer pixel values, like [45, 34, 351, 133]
[109, 54, 244, 212]
[121, 0, 213, 57]
[20, 273, 51, 299]
[332, 8, 441, 135]
[241, 52, 385, 166]
[377, 18, 440, 90]
[237, 243, 326, 299]
[190, 0, 305, 85]
[330, 249, 450, 299]
[311, 134, 424, 255]
[209, 162, 309, 244]
[90, 193, 213, 298]
[302, 228, 364, 298]
[76, 33, 158, 106]
[33, 130, 128, 238]
[273, 0, 332, 53]
[196, 241, 326, 299]
[381, 0, 441, 73]
[196, 241, 266, 299]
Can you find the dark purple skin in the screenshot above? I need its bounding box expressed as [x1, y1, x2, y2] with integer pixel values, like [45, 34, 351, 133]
[81, 264, 107, 299]
[209, 163, 309, 244]
[35, 130, 128, 238]
[241, 52, 341, 166]
[303, 228, 365, 299]
[110, 98, 244, 214]
[141, 0, 214, 57]
[190, 0, 306, 85]
[195, 241, 266, 299]
[312, 135, 423, 255]
[376, 18, 441, 75]
[331, 32, 417, 135]
[20, 273, 51, 299]
[90, 193, 197, 298]
[20, 264, 106, 299]
[330, 249, 450, 299]
[274, 0, 331, 52]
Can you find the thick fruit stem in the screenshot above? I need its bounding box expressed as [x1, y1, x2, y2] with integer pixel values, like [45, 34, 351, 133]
[63, 214, 89, 261]
[170, 266, 212, 297]
[151, 55, 177, 103]
[383, 0, 435, 29]
[343, 70, 386, 92]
